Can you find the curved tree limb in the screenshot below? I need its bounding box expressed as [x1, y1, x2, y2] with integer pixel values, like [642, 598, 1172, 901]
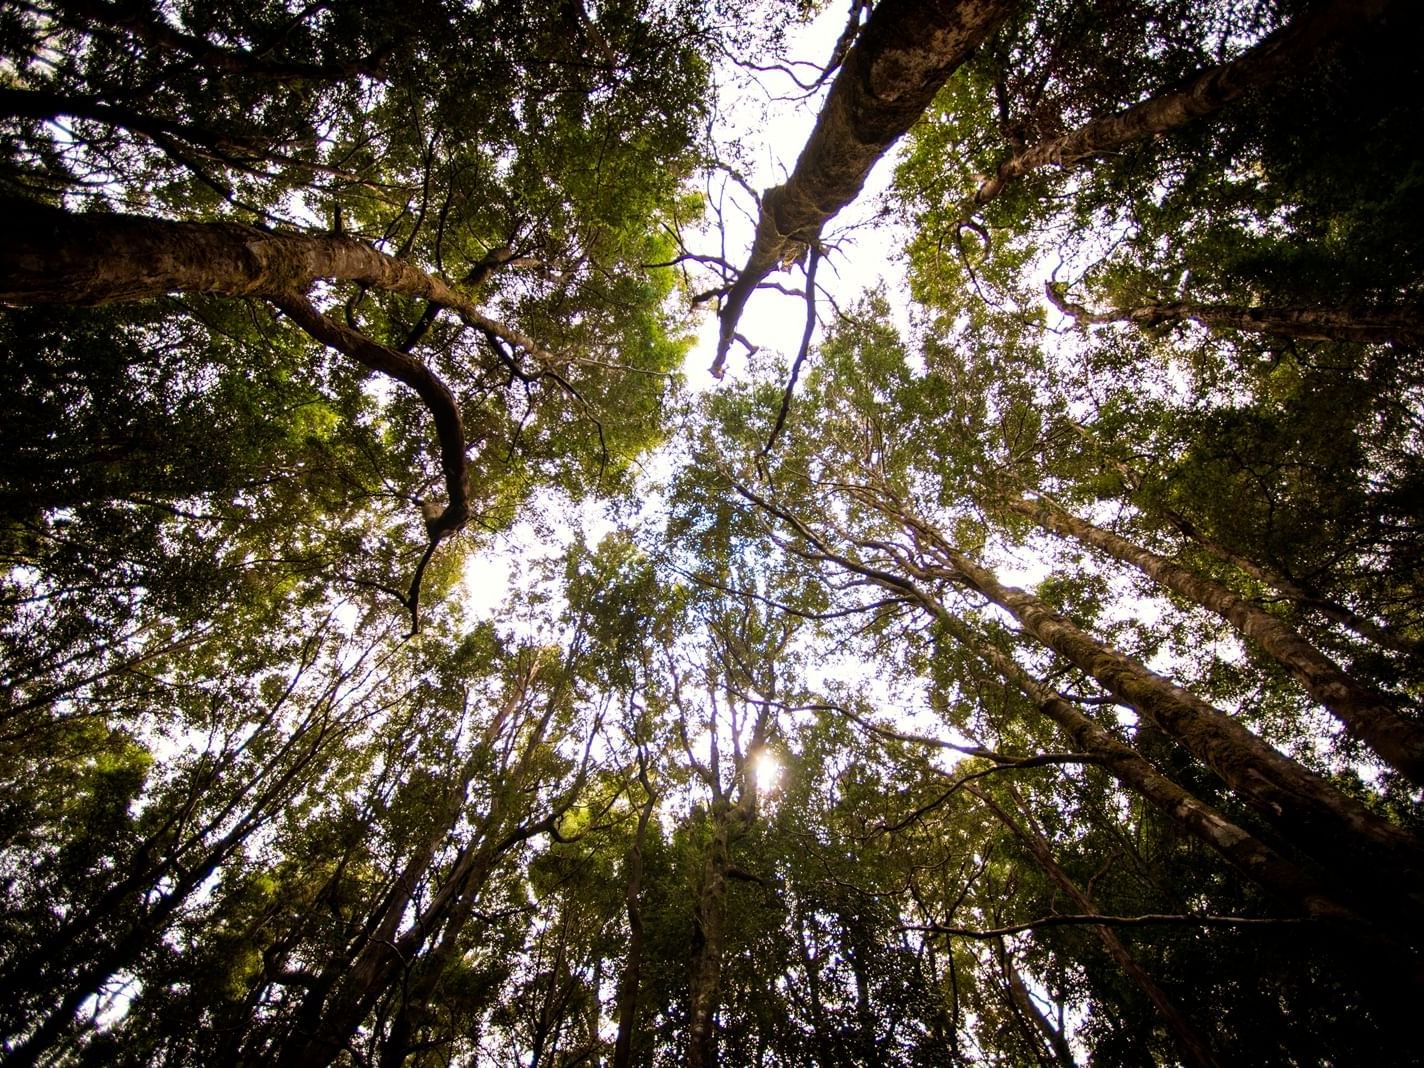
[0, 203, 595, 632]
[974, 0, 1395, 208]
[711, 0, 1015, 377]
[270, 293, 470, 635]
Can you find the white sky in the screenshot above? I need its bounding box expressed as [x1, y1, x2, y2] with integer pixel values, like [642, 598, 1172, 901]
[463, 4, 913, 617]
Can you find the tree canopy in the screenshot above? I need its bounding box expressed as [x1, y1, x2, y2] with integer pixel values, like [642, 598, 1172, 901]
[2, 0, 1422, 1064]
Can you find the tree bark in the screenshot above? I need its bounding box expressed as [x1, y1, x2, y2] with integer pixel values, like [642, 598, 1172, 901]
[711, 0, 1015, 376]
[936, 612, 1355, 926]
[613, 751, 656, 1068]
[1046, 284, 1424, 347]
[1062, 422, 1422, 656]
[0, 201, 564, 625]
[943, 546, 1424, 892]
[998, 946, 1076, 1068]
[973, 0, 1393, 208]
[1010, 495, 1424, 785]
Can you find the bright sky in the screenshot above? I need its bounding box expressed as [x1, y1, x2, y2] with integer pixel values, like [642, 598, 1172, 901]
[461, 4, 917, 617]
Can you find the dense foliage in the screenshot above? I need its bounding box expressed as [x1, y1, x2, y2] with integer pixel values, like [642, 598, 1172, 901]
[2, 0, 1421, 1065]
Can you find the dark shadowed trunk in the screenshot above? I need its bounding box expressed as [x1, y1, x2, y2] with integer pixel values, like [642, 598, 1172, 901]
[971, 785, 1221, 1068]
[613, 748, 656, 1068]
[974, 0, 1393, 208]
[943, 546, 1424, 894]
[1046, 285, 1424, 347]
[1010, 495, 1424, 785]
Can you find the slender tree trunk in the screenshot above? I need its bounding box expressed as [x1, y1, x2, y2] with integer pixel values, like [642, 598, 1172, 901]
[1010, 495, 1424, 784]
[1165, 511, 1424, 657]
[712, 0, 1016, 375]
[942, 546, 1424, 891]
[5, 815, 266, 1068]
[974, 0, 1393, 207]
[688, 800, 735, 1068]
[998, 944, 1076, 1068]
[613, 759, 656, 1068]
[1046, 285, 1424, 347]
[282, 675, 551, 1067]
[1063, 422, 1422, 655]
[971, 785, 1222, 1068]
[282, 823, 522, 1068]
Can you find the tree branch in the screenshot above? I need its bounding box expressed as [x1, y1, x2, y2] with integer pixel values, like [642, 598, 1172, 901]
[909, 912, 1318, 940]
[711, 0, 1014, 376]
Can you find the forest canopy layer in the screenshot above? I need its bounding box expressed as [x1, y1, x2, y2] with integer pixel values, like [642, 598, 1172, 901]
[1, 0, 1422, 1065]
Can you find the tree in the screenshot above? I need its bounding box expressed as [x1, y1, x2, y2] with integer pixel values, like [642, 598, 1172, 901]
[4, 0, 1423, 1063]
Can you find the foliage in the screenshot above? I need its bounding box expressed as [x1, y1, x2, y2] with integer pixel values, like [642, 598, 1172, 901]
[2, 1, 1422, 1065]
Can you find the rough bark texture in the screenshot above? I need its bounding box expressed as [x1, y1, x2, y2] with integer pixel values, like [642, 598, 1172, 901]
[974, 0, 1393, 207]
[687, 800, 735, 1068]
[940, 614, 1354, 924]
[711, 0, 1015, 376]
[1012, 496, 1424, 785]
[1047, 284, 1424, 347]
[944, 548, 1424, 891]
[1064, 425, 1423, 656]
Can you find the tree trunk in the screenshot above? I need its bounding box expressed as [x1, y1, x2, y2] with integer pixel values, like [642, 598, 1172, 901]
[613, 758, 656, 1068]
[1165, 511, 1424, 657]
[1010, 495, 1424, 785]
[1046, 286, 1424, 347]
[943, 546, 1424, 893]
[971, 785, 1221, 1068]
[998, 944, 1076, 1068]
[712, 0, 1015, 376]
[688, 800, 734, 1068]
[974, 0, 1393, 207]
[938, 613, 1355, 925]
[1062, 423, 1422, 655]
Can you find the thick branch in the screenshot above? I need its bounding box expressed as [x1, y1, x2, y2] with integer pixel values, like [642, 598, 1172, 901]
[975, 0, 1394, 208]
[269, 293, 469, 542]
[915, 912, 1318, 940]
[271, 294, 470, 632]
[712, 0, 1014, 376]
[1046, 283, 1424, 347]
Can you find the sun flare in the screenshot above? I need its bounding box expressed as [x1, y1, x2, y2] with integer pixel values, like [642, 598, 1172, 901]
[753, 750, 781, 794]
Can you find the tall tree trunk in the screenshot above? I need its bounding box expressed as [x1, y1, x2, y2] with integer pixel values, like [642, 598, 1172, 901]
[712, 0, 1015, 376]
[733, 476, 1419, 924]
[941, 546, 1424, 893]
[2, 199, 494, 315]
[613, 753, 656, 1068]
[936, 611, 1355, 926]
[5, 812, 272, 1067]
[1010, 495, 1424, 784]
[1063, 421, 1422, 655]
[973, 0, 1393, 208]
[997, 943, 1076, 1068]
[688, 799, 735, 1068]
[1046, 285, 1424, 347]
[1164, 511, 1424, 657]
[971, 786, 1221, 1068]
